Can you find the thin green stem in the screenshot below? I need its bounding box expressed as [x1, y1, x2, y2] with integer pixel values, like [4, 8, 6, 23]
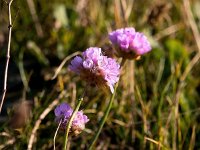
[88, 82, 119, 150]
[88, 59, 125, 149]
[63, 98, 83, 150]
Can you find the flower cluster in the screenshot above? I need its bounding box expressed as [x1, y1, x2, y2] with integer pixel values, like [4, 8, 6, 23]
[69, 47, 120, 93]
[54, 103, 89, 135]
[54, 27, 152, 146]
[109, 27, 151, 59]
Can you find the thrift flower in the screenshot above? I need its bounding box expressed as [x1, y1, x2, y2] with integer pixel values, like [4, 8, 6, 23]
[109, 27, 151, 59]
[54, 103, 73, 129]
[69, 47, 120, 93]
[71, 110, 89, 135]
[54, 103, 89, 135]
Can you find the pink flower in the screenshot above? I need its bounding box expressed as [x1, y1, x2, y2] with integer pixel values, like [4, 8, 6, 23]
[54, 103, 73, 130]
[69, 56, 83, 74]
[72, 111, 89, 134]
[109, 27, 151, 59]
[54, 103, 89, 134]
[129, 32, 152, 55]
[69, 47, 120, 93]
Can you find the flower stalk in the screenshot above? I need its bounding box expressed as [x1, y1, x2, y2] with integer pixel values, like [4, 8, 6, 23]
[63, 98, 83, 150]
[88, 82, 118, 149]
[88, 59, 125, 149]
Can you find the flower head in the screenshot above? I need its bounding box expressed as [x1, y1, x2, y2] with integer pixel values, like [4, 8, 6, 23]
[54, 103, 89, 135]
[69, 47, 120, 93]
[71, 110, 89, 135]
[54, 103, 73, 129]
[109, 27, 151, 59]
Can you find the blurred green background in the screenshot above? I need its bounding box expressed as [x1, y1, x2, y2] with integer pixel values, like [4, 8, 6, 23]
[0, 0, 200, 149]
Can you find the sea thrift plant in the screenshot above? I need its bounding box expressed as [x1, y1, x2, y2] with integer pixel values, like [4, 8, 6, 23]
[69, 47, 120, 93]
[54, 103, 89, 135]
[109, 27, 151, 59]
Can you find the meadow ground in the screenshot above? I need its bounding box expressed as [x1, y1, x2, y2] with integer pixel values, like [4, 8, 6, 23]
[0, 0, 200, 149]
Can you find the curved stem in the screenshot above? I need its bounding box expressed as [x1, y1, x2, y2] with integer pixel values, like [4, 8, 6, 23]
[88, 59, 125, 149]
[88, 82, 118, 149]
[63, 98, 83, 150]
[54, 119, 62, 150]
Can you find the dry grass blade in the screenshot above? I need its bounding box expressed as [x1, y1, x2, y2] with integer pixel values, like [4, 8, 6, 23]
[183, 0, 200, 52]
[0, 132, 10, 137]
[188, 125, 196, 150]
[27, 99, 59, 149]
[154, 23, 182, 41]
[0, 138, 15, 149]
[26, 0, 43, 37]
[145, 137, 164, 150]
[27, 91, 66, 150]
[54, 119, 62, 150]
[181, 0, 200, 82]
[51, 51, 81, 80]
[0, 0, 14, 113]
